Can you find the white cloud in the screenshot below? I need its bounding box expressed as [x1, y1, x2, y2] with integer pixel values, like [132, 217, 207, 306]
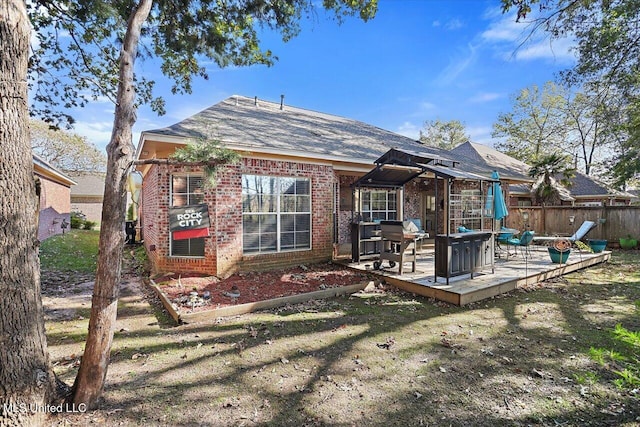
[481, 12, 524, 43]
[468, 125, 495, 146]
[468, 92, 502, 103]
[514, 36, 576, 63]
[446, 19, 464, 30]
[73, 121, 114, 151]
[436, 43, 478, 86]
[396, 121, 420, 140]
[432, 20, 441, 27]
[480, 8, 576, 64]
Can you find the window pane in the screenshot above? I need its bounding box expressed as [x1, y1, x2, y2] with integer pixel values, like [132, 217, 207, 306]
[172, 177, 187, 193]
[243, 215, 260, 234]
[261, 176, 277, 194]
[295, 231, 310, 248]
[171, 236, 204, 257]
[172, 195, 187, 207]
[188, 176, 204, 193]
[295, 214, 310, 231]
[296, 196, 310, 212]
[260, 233, 277, 251]
[261, 215, 277, 233]
[281, 232, 294, 249]
[190, 194, 205, 205]
[281, 177, 296, 194]
[242, 175, 258, 194]
[262, 195, 277, 212]
[281, 215, 295, 232]
[296, 179, 310, 195]
[280, 195, 296, 212]
[171, 238, 189, 256]
[190, 237, 205, 255]
[242, 195, 259, 212]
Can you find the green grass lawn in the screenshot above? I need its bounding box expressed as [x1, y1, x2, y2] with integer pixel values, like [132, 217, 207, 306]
[40, 229, 100, 273]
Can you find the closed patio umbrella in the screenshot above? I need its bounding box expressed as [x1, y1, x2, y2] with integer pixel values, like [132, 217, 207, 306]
[487, 170, 508, 220]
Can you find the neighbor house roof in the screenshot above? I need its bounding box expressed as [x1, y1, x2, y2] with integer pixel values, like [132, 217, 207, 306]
[32, 154, 76, 187]
[448, 142, 532, 183]
[137, 95, 453, 168]
[510, 172, 634, 202]
[568, 173, 634, 200]
[66, 171, 106, 197]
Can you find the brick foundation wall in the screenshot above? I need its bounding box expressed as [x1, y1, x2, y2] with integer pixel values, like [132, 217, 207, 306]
[140, 158, 335, 277]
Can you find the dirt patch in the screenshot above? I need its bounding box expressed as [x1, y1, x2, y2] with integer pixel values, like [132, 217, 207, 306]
[155, 262, 375, 313]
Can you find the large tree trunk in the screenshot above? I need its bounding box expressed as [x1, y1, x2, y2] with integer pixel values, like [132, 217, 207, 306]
[71, 0, 153, 408]
[0, 1, 58, 425]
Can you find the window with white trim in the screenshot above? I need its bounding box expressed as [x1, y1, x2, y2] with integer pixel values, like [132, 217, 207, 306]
[170, 174, 205, 257]
[242, 175, 311, 254]
[361, 189, 397, 221]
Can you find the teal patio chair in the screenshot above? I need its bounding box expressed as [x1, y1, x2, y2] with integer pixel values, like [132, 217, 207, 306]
[505, 230, 535, 259]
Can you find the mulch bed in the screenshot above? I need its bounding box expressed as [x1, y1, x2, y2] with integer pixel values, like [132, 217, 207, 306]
[153, 262, 375, 313]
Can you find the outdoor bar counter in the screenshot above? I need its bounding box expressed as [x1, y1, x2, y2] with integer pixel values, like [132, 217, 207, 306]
[435, 231, 494, 280]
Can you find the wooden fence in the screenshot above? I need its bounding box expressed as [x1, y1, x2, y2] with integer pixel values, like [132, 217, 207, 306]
[504, 206, 640, 244]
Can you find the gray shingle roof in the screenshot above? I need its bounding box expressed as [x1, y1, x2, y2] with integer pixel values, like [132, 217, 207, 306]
[448, 142, 532, 182]
[143, 95, 449, 164]
[66, 171, 106, 196]
[510, 172, 635, 200]
[568, 172, 633, 198]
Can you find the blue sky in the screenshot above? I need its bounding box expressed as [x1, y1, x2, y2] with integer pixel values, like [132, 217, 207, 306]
[70, 0, 576, 151]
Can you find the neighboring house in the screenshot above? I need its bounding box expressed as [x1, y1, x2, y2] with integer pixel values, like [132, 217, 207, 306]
[136, 95, 521, 277]
[448, 141, 532, 184]
[33, 154, 76, 241]
[67, 171, 106, 224]
[509, 172, 635, 207]
[448, 142, 634, 207]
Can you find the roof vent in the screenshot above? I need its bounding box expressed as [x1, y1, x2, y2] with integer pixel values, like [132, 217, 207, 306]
[280, 94, 285, 110]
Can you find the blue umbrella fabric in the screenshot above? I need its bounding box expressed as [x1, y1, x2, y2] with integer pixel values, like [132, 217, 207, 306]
[487, 170, 508, 220]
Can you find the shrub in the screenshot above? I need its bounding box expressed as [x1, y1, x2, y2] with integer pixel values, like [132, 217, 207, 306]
[70, 211, 86, 229]
[83, 220, 97, 230]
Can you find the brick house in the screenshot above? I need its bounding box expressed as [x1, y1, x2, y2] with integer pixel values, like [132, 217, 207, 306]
[66, 171, 106, 224]
[34, 154, 76, 241]
[134, 96, 530, 277]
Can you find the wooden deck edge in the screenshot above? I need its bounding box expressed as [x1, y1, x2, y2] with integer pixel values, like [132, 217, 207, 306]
[459, 251, 611, 305]
[148, 279, 182, 324]
[153, 281, 371, 324]
[378, 275, 461, 305]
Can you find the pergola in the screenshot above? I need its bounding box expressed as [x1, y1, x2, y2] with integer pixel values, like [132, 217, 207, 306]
[352, 148, 499, 285]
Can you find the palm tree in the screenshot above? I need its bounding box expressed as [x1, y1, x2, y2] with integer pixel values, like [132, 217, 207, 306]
[528, 153, 576, 206]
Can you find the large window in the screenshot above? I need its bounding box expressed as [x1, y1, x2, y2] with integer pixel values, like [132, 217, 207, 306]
[242, 175, 311, 254]
[170, 175, 205, 257]
[361, 190, 397, 221]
